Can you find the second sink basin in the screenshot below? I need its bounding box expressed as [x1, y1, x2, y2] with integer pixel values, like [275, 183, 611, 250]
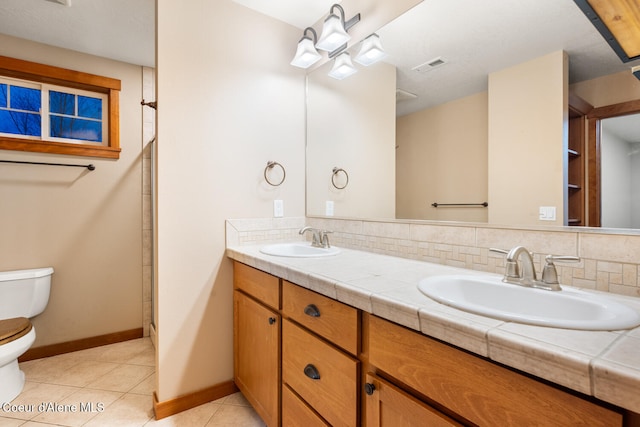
[260, 242, 340, 258]
[418, 275, 640, 330]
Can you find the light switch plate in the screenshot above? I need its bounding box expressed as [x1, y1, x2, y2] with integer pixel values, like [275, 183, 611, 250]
[326, 201, 334, 216]
[539, 206, 556, 221]
[274, 199, 284, 217]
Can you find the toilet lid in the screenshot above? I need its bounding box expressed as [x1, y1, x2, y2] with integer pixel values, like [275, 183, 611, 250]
[0, 317, 32, 345]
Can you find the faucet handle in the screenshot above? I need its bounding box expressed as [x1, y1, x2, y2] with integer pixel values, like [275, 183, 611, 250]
[541, 254, 580, 286]
[490, 248, 520, 279]
[318, 230, 333, 248]
[546, 255, 580, 263]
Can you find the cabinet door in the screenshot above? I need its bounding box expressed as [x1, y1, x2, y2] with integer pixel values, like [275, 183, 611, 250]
[364, 373, 462, 427]
[234, 291, 280, 426]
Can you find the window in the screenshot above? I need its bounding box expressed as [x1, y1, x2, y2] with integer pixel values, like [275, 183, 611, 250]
[0, 56, 121, 159]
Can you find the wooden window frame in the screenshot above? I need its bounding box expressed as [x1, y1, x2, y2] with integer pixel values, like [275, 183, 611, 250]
[0, 55, 121, 159]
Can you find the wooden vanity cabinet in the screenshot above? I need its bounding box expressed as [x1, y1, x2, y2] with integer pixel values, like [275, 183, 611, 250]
[363, 313, 624, 427]
[233, 262, 281, 426]
[233, 262, 630, 427]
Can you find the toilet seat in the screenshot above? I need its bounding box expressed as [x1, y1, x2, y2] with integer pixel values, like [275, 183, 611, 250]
[0, 317, 32, 346]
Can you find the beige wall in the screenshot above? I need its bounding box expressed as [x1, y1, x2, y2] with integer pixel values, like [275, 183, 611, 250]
[156, 0, 423, 405]
[571, 69, 640, 108]
[0, 34, 143, 346]
[488, 51, 568, 226]
[306, 60, 396, 219]
[156, 0, 305, 401]
[396, 92, 488, 221]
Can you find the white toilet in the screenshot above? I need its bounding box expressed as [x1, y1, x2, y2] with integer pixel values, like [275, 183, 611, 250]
[0, 267, 53, 403]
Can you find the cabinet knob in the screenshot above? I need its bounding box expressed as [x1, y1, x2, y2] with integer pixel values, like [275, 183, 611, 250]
[268, 317, 277, 325]
[364, 382, 376, 395]
[304, 304, 321, 318]
[304, 364, 321, 380]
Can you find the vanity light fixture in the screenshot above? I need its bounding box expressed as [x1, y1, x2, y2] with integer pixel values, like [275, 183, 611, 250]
[328, 52, 357, 80]
[354, 33, 387, 66]
[291, 27, 322, 69]
[316, 4, 360, 53]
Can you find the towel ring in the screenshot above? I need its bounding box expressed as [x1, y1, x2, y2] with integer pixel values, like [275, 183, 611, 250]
[332, 167, 349, 190]
[264, 161, 286, 186]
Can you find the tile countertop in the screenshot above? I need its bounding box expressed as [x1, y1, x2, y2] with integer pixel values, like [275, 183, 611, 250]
[226, 244, 640, 414]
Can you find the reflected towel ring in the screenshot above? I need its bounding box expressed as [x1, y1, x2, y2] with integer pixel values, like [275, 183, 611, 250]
[332, 167, 349, 189]
[264, 161, 286, 186]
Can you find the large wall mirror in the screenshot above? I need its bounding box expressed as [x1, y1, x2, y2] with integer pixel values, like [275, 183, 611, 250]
[306, 0, 640, 229]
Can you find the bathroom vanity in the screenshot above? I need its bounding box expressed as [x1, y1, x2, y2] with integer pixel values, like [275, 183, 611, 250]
[229, 246, 640, 426]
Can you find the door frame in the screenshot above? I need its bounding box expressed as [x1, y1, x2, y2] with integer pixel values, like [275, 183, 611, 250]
[587, 99, 640, 227]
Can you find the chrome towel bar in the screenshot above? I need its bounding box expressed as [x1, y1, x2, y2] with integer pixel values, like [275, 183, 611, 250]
[431, 202, 488, 208]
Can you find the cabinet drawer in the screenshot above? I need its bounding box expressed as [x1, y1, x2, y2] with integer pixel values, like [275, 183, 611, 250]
[282, 280, 358, 355]
[233, 262, 279, 309]
[282, 384, 330, 427]
[283, 319, 358, 427]
[366, 314, 623, 427]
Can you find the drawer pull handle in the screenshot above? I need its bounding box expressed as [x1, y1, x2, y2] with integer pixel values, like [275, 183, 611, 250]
[304, 364, 321, 380]
[364, 383, 376, 395]
[304, 304, 321, 318]
[268, 317, 277, 325]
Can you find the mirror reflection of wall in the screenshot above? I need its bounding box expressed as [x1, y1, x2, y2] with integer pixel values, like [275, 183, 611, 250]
[395, 92, 488, 222]
[306, 59, 397, 219]
[306, 0, 640, 228]
[601, 114, 640, 228]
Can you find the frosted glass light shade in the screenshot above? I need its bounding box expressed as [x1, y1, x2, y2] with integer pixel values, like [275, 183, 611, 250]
[355, 34, 387, 66]
[328, 52, 357, 80]
[291, 37, 322, 68]
[316, 14, 351, 52]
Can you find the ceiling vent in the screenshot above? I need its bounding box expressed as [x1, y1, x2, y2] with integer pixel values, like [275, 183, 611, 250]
[412, 57, 447, 73]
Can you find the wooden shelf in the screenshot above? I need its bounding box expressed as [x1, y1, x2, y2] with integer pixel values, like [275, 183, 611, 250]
[567, 94, 591, 227]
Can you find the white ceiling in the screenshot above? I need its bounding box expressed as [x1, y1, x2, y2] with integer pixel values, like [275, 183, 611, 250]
[0, 0, 639, 130]
[377, 0, 640, 115]
[231, 0, 338, 29]
[0, 0, 155, 67]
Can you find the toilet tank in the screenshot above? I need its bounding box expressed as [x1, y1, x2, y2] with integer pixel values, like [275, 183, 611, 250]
[0, 267, 54, 320]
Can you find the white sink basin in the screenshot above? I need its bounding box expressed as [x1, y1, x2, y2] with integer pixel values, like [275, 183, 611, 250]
[260, 242, 340, 258]
[418, 275, 640, 330]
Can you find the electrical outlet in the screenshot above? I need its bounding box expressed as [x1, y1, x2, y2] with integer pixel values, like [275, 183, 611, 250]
[326, 201, 334, 216]
[273, 200, 284, 217]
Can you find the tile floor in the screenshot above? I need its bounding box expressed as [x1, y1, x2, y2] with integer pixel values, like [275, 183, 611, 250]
[0, 338, 265, 426]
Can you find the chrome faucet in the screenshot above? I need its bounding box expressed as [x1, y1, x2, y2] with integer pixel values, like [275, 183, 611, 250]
[299, 226, 333, 248]
[299, 226, 321, 247]
[505, 246, 538, 287]
[491, 246, 579, 291]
